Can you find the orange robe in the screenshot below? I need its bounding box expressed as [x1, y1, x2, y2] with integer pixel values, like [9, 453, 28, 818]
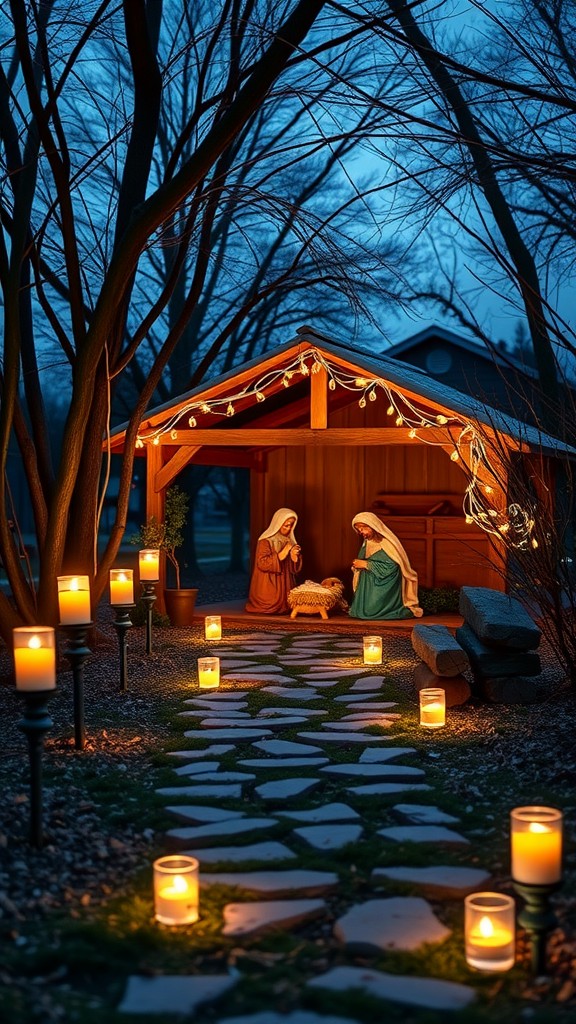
[245, 539, 302, 614]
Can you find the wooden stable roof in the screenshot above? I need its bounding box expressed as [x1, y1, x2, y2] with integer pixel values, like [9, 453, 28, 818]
[108, 325, 572, 460]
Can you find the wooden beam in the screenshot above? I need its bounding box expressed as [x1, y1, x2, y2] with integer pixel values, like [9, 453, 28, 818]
[310, 366, 328, 428]
[150, 427, 476, 447]
[154, 446, 201, 493]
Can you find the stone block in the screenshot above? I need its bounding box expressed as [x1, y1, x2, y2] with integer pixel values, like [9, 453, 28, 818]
[411, 624, 470, 676]
[477, 675, 550, 704]
[459, 586, 541, 650]
[456, 624, 541, 678]
[413, 662, 471, 707]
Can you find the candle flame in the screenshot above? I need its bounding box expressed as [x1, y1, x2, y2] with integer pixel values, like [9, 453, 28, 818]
[28, 634, 42, 650]
[478, 915, 495, 938]
[172, 875, 188, 894]
[70, 577, 79, 591]
[528, 822, 551, 834]
[118, 572, 127, 582]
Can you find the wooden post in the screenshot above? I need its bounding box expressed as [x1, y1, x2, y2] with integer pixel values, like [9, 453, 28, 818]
[145, 443, 167, 613]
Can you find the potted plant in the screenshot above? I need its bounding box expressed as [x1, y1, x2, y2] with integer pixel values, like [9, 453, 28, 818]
[131, 485, 198, 626]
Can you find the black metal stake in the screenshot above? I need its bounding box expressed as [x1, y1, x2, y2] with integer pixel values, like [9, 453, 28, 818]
[513, 880, 561, 976]
[18, 691, 54, 849]
[62, 623, 92, 751]
[112, 605, 135, 691]
[141, 583, 157, 655]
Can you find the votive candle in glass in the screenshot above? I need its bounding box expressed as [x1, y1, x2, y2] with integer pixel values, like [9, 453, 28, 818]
[153, 855, 199, 925]
[465, 892, 515, 972]
[13, 627, 56, 691]
[363, 635, 382, 665]
[198, 657, 220, 689]
[205, 615, 222, 641]
[57, 575, 91, 625]
[110, 569, 134, 606]
[419, 687, 446, 728]
[511, 806, 563, 884]
[139, 549, 160, 582]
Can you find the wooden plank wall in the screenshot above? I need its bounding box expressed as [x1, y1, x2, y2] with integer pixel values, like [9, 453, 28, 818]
[250, 400, 505, 595]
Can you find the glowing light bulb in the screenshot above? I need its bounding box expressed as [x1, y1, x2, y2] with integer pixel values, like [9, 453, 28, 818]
[409, 428, 417, 439]
[436, 414, 448, 425]
[188, 416, 197, 428]
[359, 397, 366, 408]
[450, 450, 459, 461]
[226, 403, 234, 417]
[395, 416, 403, 427]
[136, 438, 144, 449]
[532, 537, 539, 549]
[200, 403, 210, 414]
[369, 390, 377, 401]
[170, 430, 178, 440]
[256, 391, 265, 402]
[152, 436, 160, 446]
[329, 379, 336, 390]
[387, 405, 395, 416]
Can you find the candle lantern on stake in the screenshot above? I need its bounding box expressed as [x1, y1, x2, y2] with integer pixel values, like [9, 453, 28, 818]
[139, 549, 160, 655]
[110, 569, 135, 692]
[465, 892, 516, 972]
[153, 855, 199, 925]
[204, 615, 222, 641]
[57, 575, 92, 750]
[510, 805, 563, 975]
[363, 635, 382, 665]
[197, 657, 220, 690]
[419, 687, 446, 728]
[13, 627, 56, 848]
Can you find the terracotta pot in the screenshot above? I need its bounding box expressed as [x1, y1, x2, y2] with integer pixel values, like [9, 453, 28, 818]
[164, 588, 198, 627]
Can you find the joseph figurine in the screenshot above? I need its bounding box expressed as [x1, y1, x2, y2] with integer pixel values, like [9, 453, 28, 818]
[245, 508, 302, 614]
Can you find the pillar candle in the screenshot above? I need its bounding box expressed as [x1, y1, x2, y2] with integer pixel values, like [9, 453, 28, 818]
[419, 687, 446, 728]
[363, 636, 382, 665]
[153, 855, 199, 925]
[139, 549, 160, 582]
[204, 616, 222, 640]
[57, 575, 91, 625]
[198, 657, 220, 689]
[110, 569, 134, 605]
[13, 627, 56, 691]
[511, 807, 563, 884]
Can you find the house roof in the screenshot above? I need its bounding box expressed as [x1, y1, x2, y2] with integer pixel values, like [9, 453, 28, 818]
[385, 324, 539, 378]
[109, 325, 574, 457]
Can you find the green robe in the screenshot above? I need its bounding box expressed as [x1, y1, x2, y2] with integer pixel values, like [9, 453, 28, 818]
[349, 544, 414, 620]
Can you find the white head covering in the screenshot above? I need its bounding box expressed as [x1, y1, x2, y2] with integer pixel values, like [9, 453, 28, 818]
[259, 508, 298, 544]
[352, 511, 423, 617]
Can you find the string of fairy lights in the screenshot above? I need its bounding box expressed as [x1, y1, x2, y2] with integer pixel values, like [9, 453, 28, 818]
[134, 347, 537, 549]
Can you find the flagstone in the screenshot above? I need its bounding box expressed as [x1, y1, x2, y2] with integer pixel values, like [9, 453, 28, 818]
[293, 824, 363, 850]
[192, 689, 252, 699]
[183, 728, 273, 740]
[339, 702, 399, 711]
[167, 745, 235, 759]
[166, 817, 276, 846]
[219, 1011, 359, 1024]
[334, 896, 451, 953]
[222, 898, 325, 937]
[255, 778, 320, 800]
[239, 758, 329, 769]
[347, 782, 431, 796]
[215, 661, 258, 670]
[295, 678, 341, 688]
[372, 865, 492, 898]
[168, 771, 256, 783]
[257, 707, 327, 718]
[298, 731, 390, 744]
[277, 803, 359, 824]
[378, 825, 470, 844]
[253, 739, 324, 756]
[393, 804, 460, 825]
[164, 806, 246, 824]
[180, 841, 297, 864]
[200, 869, 338, 896]
[156, 784, 243, 799]
[321, 763, 425, 779]
[333, 693, 388, 703]
[320, 719, 397, 731]
[222, 672, 288, 682]
[173, 761, 222, 775]
[308, 965, 475, 1012]
[359, 748, 416, 762]
[341, 711, 401, 721]
[304, 668, 371, 678]
[349, 676, 386, 690]
[262, 687, 321, 700]
[201, 717, 310, 731]
[179, 710, 251, 719]
[118, 975, 237, 1015]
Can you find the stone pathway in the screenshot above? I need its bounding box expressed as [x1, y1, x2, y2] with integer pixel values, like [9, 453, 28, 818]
[119, 629, 488, 1019]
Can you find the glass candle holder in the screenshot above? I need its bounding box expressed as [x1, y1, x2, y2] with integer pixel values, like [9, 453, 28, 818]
[139, 549, 160, 582]
[57, 575, 91, 625]
[153, 855, 199, 926]
[465, 892, 515, 972]
[204, 615, 222, 641]
[363, 635, 382, 665]
[511, 806, 563, 884]
[13, 627, 57, 691]
[198, 657, 220, 689]
[419, 687, 446, 728]
[110, 569, 134, 606]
